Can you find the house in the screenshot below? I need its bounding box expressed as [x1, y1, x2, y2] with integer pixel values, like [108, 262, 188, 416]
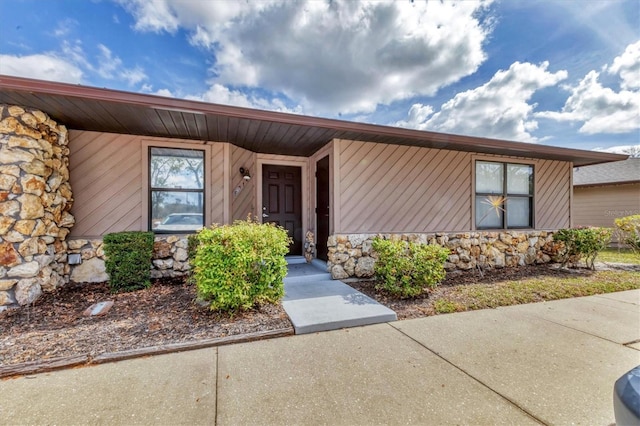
[573, 158, 640, 234]
[0, 75, 627, 309]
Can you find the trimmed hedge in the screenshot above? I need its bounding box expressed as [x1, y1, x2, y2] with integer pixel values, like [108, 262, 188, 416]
[103, 231, 154, 293]
[192, 219, 290, 312]
[372, 238, 449, 298]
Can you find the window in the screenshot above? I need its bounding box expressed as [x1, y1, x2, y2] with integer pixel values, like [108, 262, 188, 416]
[475, 161, 533, 229]
[149, 147, 204, 233]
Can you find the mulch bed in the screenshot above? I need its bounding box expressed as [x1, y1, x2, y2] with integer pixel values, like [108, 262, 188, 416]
[0, 278, 292, 367]
[0, 264, 597, 369]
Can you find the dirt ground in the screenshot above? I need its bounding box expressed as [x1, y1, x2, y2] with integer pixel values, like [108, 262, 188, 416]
[0, 264, 597, 367]
[0, 278, 291, 366]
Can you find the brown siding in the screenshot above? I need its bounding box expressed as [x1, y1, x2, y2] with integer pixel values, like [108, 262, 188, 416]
[209, 143, 226, 224]
[335, 139, 572, 234]
[336, 139, 472, 233]
[69, 130, 142, 237]
[535, 159, 571, 230]
[574, 183, 640, 227]
[231, 145, 256, 221]
[69, 130, 227, 238]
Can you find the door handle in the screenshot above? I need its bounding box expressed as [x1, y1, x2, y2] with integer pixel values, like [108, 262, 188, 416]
[262, 213, 269, 218]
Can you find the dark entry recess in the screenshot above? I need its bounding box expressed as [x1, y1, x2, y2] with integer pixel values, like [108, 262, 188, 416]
[262, 165, 303, 255]
[316, 156, 330, 261]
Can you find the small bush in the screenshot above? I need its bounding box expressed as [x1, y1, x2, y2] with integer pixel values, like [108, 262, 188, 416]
[614, 215, 640, 253]
[192, 219, 290, 312]
[553, 227, 611, 269]
[103, 231, 154, 293]
[372, 238, 449, 298]
[433, 299, 463, 314]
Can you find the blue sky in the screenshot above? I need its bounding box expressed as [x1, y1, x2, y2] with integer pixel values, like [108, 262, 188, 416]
[1, 0, 638, 153]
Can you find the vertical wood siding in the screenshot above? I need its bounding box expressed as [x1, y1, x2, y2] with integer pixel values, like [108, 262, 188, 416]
[535, 160, 571, 229]
[231, 145, 256, 221]
[574, 183, 640, 227]
[336, 140, 472, 233]
[69, 130, 142, 237]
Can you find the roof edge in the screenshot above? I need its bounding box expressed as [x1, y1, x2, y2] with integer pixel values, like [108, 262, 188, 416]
[0, 75, 629, 166]
[574, 179, 640, 188]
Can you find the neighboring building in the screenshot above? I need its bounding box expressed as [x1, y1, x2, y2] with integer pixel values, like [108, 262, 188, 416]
[573, 158, 640, 230]
[0, 75, 627, 309]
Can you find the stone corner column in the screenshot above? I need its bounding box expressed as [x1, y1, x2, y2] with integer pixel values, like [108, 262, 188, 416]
[0, 104, 75, 310]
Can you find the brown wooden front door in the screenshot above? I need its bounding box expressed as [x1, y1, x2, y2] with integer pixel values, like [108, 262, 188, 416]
[315, 156, 330, 261]
[262, 165, 303, 255]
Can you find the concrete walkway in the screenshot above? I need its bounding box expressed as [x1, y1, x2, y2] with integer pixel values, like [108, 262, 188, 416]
[2, 290, 639, 425]
[282, 256, 397, 333]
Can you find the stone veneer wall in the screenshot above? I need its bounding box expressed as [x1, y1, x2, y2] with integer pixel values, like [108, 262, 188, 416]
[0, 105, 74, 310]
[327, 231, 557, 279]
[67, 236, 192, 283]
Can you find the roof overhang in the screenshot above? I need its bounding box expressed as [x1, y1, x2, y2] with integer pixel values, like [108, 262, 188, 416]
[575, 180, 640, 188]
[0, 75, 627, 166]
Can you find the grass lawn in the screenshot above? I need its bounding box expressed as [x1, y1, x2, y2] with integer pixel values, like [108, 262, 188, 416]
[597, 248, 640, 264]
[433, 269, 640, 314]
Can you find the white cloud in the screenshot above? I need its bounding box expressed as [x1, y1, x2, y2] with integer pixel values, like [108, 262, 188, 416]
[154, 88, 174, 98]
[593, 144, 640, 155]
[120, 67, 147, 85]
[119, 0, 495, 115]
[0, 53, 84, 84]
[188, 84, 301, 114]
[1, 42, 147, 88]
[393, 104, 434, 129]
[606, 40, 640, 90]
[118, 0, 180, 33]
[94, 44, 147, 85]
[536, 40, 640, 135]
[53, 18, 78, 37]
[96, 44, 122, 79]
[395, 61, 567, 142]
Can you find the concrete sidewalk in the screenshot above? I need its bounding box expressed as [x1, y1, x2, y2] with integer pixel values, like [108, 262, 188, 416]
[283, 257, 397, 333]
[3, 290, 639, 425]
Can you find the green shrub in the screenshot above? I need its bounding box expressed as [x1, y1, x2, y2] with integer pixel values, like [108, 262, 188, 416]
[614, 215, 640, 253]
[433, 299, 463, 314]
[103, 231, 154, 293]
[553, 227, 612, 269]
[192, 219, 290, 311]
[371, 238, 449, 298]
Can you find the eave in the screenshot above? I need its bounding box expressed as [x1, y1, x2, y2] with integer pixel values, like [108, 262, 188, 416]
[0, 75, 627, 167]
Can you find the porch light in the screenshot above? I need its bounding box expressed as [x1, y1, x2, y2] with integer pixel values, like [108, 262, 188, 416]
[240, 167, 251, 181]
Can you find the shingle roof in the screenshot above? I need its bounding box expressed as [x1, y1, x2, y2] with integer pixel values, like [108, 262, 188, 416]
[573, 158, 639, 186]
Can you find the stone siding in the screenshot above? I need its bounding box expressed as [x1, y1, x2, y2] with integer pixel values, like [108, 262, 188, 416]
[0, 105, 74, 310]
[327, 231, 557, 279]
[67, 236, 192, 284]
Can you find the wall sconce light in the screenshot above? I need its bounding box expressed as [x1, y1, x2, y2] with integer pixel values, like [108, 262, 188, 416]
[240, 167, 251, 181]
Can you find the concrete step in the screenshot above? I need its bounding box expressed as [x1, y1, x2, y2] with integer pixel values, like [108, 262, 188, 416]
[285, 256, 306, 265]
[285, 263, 331, 283]
[282, 279, 398, 334]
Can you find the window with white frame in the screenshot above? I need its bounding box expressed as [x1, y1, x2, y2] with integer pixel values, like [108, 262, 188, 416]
[149, 147, 204, 233]
[475, 160, 533, 229]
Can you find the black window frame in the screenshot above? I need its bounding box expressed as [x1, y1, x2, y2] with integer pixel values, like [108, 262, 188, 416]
[475, 160, 534, 230]
[148, 146, 205, 234]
